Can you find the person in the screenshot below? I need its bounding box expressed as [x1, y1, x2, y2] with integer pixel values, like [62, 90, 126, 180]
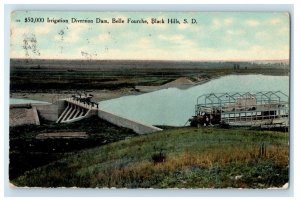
[210, 114, 214, 125]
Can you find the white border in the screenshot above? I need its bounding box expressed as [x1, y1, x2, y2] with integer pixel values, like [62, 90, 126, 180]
[1, 2, 298, 200]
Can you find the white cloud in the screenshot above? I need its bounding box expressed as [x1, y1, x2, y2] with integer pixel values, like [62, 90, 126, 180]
[224, 18, 234, 26]
[279, 26, 290, 35]
[11, 43, 290, 61]
[34, 25, 53, 35]
[53, 30, 79, 43]
[255, 31, 269, 39]
[246, 20, 259, 27]
[270, 18, 282, 25]
[226, 29, 245, 36]
[158, 34, 194, 47]
[212, 18, 234, 29]
[10, 26, 29, 40]
[96, 33, 112, 42]
[138, 37, 151, 46]
[158, 34, 185, 42]
[52, 23, 89, 44]
[190, 45, 289, 61]
[64, 31, 80, 43]
[9, 13, 289, 61]
[166, 45, 287, 61]
[212, 19, 221, 29]
[177, 23, 190, 30]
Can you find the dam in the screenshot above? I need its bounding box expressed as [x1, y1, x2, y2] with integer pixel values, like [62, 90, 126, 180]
[9, 96, 162, 135]
[10, 75, 289, 132]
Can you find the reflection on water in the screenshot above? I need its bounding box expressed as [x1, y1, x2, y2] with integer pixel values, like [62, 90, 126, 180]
[100, 75, 289, 126]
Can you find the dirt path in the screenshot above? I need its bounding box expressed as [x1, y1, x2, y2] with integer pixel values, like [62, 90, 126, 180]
[136, 77, 198, 92]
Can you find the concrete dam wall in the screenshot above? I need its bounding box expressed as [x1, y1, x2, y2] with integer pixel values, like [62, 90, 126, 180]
[35, 101, 65, 122]
[10, 99, 162, 135]
[9, 105, 40, 127]
[98, 109, 162, 134]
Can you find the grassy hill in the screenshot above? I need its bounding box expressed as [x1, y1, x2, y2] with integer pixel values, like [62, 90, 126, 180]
[11, 127, 289, 188]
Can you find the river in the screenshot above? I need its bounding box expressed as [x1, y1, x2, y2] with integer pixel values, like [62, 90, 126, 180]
[99, 74, 289, 126]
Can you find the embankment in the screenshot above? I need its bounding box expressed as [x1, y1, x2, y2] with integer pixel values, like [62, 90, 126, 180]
[98, 109, 162, 134]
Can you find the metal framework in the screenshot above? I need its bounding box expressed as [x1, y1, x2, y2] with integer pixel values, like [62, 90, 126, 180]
[194, 91, 289, 127]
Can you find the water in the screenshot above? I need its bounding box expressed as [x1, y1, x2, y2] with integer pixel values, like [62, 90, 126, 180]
[10, 98, 49, 105]
[100, 75, 289, 126]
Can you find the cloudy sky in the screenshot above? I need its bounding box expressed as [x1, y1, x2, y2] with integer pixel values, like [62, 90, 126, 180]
[10, 11, 290, 61]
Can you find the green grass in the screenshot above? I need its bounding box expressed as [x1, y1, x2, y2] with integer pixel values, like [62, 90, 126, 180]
[11, 127, 289, 188]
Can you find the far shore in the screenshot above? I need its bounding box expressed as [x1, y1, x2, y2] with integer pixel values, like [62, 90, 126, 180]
[10, 88, 140, 104]
[10, 72, 289, 104]
[10, 75, 218, 103]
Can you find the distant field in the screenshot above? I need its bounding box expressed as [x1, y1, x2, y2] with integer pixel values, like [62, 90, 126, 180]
[11, 126, 289, 188]
[10, 59, 289, 92]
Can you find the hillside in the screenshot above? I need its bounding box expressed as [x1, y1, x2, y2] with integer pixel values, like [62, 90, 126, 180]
[9, 116, 138, 180]
[12, 127, 289, 188]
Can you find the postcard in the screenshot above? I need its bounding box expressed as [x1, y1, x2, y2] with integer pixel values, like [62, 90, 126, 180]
[9, 11, 290, 189]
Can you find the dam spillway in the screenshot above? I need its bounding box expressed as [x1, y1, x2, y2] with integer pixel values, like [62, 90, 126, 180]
[56, 98, 98, 123]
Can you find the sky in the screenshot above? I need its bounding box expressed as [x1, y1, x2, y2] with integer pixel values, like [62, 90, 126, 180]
[10, 11, 290, 61]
